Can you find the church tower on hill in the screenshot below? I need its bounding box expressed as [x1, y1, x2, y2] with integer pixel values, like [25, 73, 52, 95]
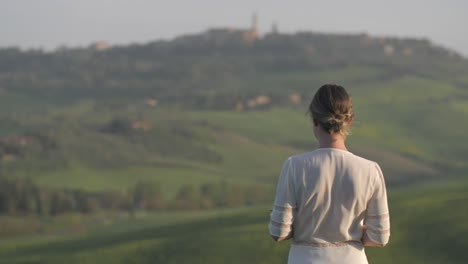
[251, 13, 259, 38]
[243, 13, 260, 42]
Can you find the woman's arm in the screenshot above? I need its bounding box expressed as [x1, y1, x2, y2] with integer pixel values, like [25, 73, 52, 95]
[269, 206, 295, 242]
[271, 232, 293, 242]
[269, 158, 297, 242]
[361, 225, 387, 247]
[362, 164, 391, 247]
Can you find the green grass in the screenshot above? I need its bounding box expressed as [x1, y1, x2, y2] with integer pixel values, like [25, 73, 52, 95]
[451, 99, 468, 114]
[5, 107, 310, 198]
[355, 76, 458, 104]
[190, 106, 465, 185]
[1, 180, 467, 264]
[7, 102, 461, 195]
[32, 166, 224, 198]
[30, 164, 277, 200]
[1, 97, 464, 207]
[189, 108, 314, 146]
[242, 65, 389, 95]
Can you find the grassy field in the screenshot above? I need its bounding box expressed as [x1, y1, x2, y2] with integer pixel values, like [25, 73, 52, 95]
[6, 103, 459, 200]
[0, 179, 467, 264]
[2, 61, 467, 196]
[3, 98, 464, 202]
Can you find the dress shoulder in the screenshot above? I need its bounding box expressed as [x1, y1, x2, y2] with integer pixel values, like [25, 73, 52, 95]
[287, 148, 381, 172]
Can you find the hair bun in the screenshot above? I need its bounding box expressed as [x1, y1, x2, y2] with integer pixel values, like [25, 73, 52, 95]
[308, 84, 354, 135]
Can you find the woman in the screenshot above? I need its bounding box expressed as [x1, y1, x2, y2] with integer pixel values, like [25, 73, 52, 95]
[269, 84, 390, 264]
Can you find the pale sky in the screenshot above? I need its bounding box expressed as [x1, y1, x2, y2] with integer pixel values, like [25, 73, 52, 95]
[1, 0, 467, 56]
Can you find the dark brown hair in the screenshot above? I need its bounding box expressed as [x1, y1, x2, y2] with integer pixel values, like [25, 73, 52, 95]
[308, 84, 354, 135]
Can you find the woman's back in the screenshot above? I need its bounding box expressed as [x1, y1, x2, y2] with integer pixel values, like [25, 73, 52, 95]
[269, 149, 390, 263]
[278, 148, 389, 245]
[268, 84, 390, 264]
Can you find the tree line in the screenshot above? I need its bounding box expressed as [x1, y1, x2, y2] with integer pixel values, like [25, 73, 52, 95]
[0, 176, 271, 216]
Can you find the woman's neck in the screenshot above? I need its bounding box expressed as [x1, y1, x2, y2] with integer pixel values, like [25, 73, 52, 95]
[318, 137, 347, 150]
[315, 126, 348, 151]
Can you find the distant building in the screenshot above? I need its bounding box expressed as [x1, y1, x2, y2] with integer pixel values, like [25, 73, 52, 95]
[175, 13, 261, 45]
[383, 44, 395, 56]
[289, 92, 301, 105]
[145, 98, 158, 107]
[246, 13, 260, 41]
[90, 41, 111, 51]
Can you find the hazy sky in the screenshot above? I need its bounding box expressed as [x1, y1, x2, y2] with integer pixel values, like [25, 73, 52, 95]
[2, 0, 467, 56]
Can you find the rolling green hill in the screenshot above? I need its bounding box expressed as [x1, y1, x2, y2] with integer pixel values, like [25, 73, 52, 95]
[1, 31, 467, 194]
[4, 103, 463, 199]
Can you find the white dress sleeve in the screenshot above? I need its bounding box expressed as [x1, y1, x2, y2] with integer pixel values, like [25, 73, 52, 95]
[365, 163, 390, 245]
[269, 157, 297, 238]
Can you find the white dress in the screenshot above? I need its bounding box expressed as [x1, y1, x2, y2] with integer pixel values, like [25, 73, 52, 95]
[269, 148, 390, 264]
